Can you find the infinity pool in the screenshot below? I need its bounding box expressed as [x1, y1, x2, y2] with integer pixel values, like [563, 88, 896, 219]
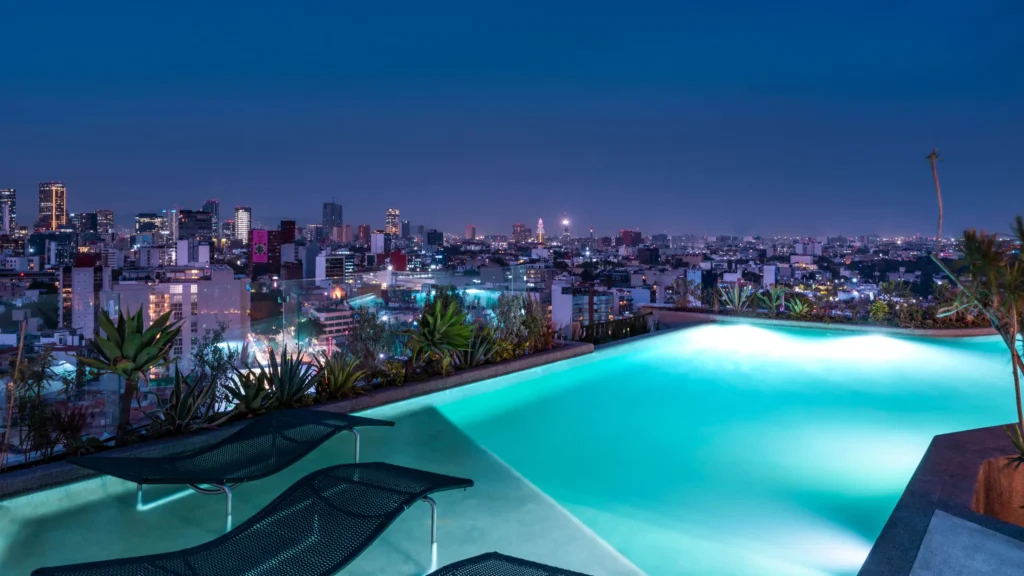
[2, 324, 1014, 575]
[422, 324, 1013, 575]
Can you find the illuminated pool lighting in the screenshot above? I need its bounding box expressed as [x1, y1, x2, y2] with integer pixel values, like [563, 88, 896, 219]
[425, 324, 1013, 576]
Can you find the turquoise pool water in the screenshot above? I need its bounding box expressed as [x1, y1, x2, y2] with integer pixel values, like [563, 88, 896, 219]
[427, 324, 1014, 576]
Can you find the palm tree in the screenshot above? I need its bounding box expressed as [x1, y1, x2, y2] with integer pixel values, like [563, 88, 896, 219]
[406, 301, 472, 375]
[80, 308, 182, 444]
[932, 224, 1024, 447]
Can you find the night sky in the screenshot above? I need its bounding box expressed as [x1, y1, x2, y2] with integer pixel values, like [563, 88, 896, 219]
[1, 1, 1021, 237]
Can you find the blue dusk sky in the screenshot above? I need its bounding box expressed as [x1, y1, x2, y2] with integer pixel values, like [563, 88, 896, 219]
[0, 1, 1021, 238]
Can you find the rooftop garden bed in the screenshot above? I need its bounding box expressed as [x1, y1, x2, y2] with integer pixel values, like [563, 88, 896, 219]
[0, 290, 563, 477]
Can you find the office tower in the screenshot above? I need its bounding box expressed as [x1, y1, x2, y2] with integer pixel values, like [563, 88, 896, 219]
[0, 188, 16, 233]
[178, 210, 214, 242]
[619, 229, 642, 247]
[465, 225, 476, 240]
[161, 208, 179, 243]
[536, 218, 545, 243]
[370, 231, 392, 254]
[70, 212, 98, 238]
[96, 209, 114, 236]
[38, 182, 67, 231]
[339, 224, 353, 243]
[279, 220, 296, 244]
[415, 225, 425, 238]
[561, 217, 571, 240]
[512, 223, 527, 243]
[357, 224, 371, 245]
[201, 199, 220, 240]
[322, 202, 343, 229]
[222, 219, 235, 240]
[305, 223, 324, 242]
[426, 229, 444, 247]
[400, 219, 410, 239]
[135, 212, 162, 234]
[385, 208, 400, 235]
[234, 206, 251, 243]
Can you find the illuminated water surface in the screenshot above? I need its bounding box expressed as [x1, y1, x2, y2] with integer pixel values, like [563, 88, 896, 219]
[428, 324, 1013, 575]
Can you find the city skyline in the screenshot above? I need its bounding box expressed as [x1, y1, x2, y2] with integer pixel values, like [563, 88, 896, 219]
[1, 3, 1022, 236]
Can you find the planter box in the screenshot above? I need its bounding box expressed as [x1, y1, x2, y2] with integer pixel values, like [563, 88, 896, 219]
[860, 424, 1024, 575]
[0, 342, 593, 501]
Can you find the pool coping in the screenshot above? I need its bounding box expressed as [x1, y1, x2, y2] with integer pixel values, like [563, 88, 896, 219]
[0, 341, 594, 501]
[859, 423, 1024, 575]
[643, 308, 997, 338]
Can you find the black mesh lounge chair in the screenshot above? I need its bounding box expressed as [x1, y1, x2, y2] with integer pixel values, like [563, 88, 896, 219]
[428, 553, 592, 576]
[67, 409, 394, 531]
[32, 462, 474, 576]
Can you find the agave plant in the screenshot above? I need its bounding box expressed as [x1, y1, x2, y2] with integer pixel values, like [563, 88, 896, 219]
[264, 346, 317, 408]
[717, 284, 753, 313]
[314, 352, 366, 400]
[406, 301, 472, 375]
[458, 325, 499, 368]
[79, 308, 182, 445]
[148, 366, 226, 436]
[225, 368, 272, 416]
[786, 297, 812, 319]
[758, 285, 787, 317]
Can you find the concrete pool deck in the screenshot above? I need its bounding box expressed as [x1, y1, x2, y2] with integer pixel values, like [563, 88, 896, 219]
[1, 405, 641, 576]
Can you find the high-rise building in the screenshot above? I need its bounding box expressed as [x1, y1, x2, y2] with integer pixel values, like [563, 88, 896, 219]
[135, 213, 163, 235]
[400, 219, 410, 239]
[0, 188, 16, 233]
[161, 208, 179, 243]
[305, 223, 324, 243]
[426, 229, 444, 247]
[178, 210, 214, 242]
[70, 212, 98, 239]
[512, 223, 527, 243]
[619, 229, 642, 247]
[38, 182, 67, 231]
[96, 209, 114, 236]
[536, 218, 545, 243]
[201, 200, 220, 240]
[370, 231, 392, 254]
[357, 224, 371, 245]
[338, 224, 353, 243]
[465, 225, 476, 240]
[415, 225, 425, 238]
[222, 219, 235, 240]
[323, 202, 343, 230]
[234, 206, 251, 243]
[385, 208, 400, 235]
[561, 217, 571, 240]
[279, 220, 296, 244]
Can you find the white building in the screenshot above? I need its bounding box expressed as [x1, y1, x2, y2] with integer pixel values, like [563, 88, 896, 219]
[112, 266, 250, 373]
[311, 304, 356, 340]
[551, 282, 613, 330]
[763, 265, 777, 287]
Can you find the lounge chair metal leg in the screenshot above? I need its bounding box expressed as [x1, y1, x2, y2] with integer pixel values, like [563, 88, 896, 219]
[219, 484, 233, 532]
[422, 496, 438, 571]
[136, 484, 143, 511]
[345, 428, 361, 462]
